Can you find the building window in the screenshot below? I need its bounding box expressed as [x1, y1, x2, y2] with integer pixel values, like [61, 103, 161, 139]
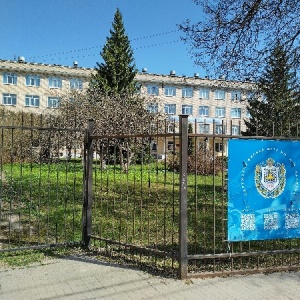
[48, 97, 61, 108]
[231, 91, 241, 101]
[147, 85, 159, 95]
[26, 75, 40, 87]
[167, 123, 175, 133]
[2, 93, 17, 106]
[164, 104, 176, 115]
[199, 124, 209, 134]
[182, 87, 193, 98]
[147, 103, 158, 113]
[167, 141, 174, 150]
[199, 88, 209, 99]
[231, 108, 241, 118]
[232, 125, 240, 135]
[182, 105, 193, 115]
[215, 142, 224, 152]
[3, 73, 17, 85]
[70, 78, 83, 90]
[215, 125, 226, 134]
[25, 95, 39, 107]
[199, 106, 209, 117]
[49, 77, 62, 88]
[215, 107, 225, 118]
[245, 110, 251, 118]
[215, 90, 225, 100]
[164, 86, 176, 97]
[135, 83, 141, 94]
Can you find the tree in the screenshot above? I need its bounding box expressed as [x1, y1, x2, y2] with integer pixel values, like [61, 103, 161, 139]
[179, 0, 300, 79]
[188, 123, 194, 156]
[90, 8, 137, 96]
[244, 42, 300, 137]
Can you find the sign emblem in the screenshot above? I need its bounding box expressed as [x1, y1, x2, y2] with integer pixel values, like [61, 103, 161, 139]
[255, 158, 286, 198]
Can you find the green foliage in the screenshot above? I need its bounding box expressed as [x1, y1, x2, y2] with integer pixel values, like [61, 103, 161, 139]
[244, 42, 300, 137]
[90, 8, 137, 96]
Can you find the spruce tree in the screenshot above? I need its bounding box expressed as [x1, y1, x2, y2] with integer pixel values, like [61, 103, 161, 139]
[90, 9, 137, 96]
[244, 42, 300, 137]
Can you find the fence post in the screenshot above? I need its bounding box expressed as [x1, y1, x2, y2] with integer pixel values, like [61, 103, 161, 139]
[179, 115, 188, 279]
[82, 119, 94, 247]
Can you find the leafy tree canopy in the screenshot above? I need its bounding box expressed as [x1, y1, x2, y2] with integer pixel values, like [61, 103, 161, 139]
[90, 8, 137, 96]
[179, 0, 300, 80]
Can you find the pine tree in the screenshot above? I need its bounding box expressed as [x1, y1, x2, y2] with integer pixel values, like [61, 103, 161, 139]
[90, 9, 137, 96]
[244, 42, 300, 137]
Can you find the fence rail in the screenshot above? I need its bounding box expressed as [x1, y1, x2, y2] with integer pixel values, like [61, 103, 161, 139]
[1, 112, 300, 279]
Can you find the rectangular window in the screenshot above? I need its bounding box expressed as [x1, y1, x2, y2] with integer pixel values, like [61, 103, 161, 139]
[199, 124, 209, 134]
[25, 95, 40, 107]
[3, 73, 17, 85]
[199, 88, 209, 99]
[231, 108, 241, 118]
[70, 78, 83, 90]
[182, 105, 193, 115]
[215, 142, 223, 152]
[215, 125, 226, 134]
[245, 110, 251, 118]
[182, 87, 193, 98]
[231, 91, 241, 101]
[167, 141, 174, 151]
[147, 103, 158, 113]
[164, 104, 176, 114]
[48, 77, 62, 88]
[232, 125, 240, 135]
[215, 107, 225, 117]
[215, 90, 225, 100]
[199, 106, 209, 117]
[147, 85, 159, 95]
[164, 86, 176, 97]
[26, 75, 40, 87]
[48, 97, 61, 108]
[2, 93, 17, 105]
[167, 123, 175, 133]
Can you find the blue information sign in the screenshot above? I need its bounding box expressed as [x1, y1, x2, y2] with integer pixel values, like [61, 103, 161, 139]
[228, 139, 300, 241]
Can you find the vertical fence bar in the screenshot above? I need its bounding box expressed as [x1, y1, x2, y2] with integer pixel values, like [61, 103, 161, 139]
[82, 119, 94, 247]
[179, 115, 188, 279]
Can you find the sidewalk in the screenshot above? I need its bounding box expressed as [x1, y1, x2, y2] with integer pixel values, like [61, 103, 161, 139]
[1, 255, 300, 299]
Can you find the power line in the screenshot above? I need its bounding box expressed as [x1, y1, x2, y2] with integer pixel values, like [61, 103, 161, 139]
[28, 30, 180, 60]
[39, 40, 181, 62]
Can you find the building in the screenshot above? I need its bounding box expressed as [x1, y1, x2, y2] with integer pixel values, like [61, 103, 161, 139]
[0, 57, 256, 157]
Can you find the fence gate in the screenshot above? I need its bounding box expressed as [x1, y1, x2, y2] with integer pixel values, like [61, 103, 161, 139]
[0, 113, 84, 252]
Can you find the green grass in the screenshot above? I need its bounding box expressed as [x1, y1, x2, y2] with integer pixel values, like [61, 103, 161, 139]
[2, 161, 299, 275]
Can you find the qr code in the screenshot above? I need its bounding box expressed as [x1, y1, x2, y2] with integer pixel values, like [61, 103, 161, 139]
[285, 213, 300, 229]
[264, 213, 279, 230]
[241, 214, 255, 231]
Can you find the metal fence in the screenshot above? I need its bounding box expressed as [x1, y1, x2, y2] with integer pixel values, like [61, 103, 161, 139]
[83, 116, 300, 279]
[2, 112, 300, 279]
[0, 112, 84, 251]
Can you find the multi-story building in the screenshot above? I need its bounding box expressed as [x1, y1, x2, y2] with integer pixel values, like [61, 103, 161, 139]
[0, 57, 256, 157]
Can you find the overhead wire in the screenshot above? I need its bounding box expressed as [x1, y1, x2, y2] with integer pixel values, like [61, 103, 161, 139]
[28, 30, 181, 61]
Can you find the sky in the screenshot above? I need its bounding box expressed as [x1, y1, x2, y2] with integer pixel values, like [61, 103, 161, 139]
[0, 0, 205, 77]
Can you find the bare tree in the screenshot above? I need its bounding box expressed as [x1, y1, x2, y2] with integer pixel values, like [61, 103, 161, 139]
[179, 0, 300, 79]
[57, 91, 166, 172]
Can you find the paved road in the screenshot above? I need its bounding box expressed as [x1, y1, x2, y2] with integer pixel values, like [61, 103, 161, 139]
[1, 255, 300, 299]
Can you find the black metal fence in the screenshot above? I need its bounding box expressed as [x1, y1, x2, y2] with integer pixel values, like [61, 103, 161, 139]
[2, 112, 300, 279]
[83, 116, 300, 279]
[0, 112, 84, 251]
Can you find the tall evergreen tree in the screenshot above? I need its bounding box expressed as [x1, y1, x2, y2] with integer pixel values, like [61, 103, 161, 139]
[244, 42, 300, 137]
[90, 9, 137, 96]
